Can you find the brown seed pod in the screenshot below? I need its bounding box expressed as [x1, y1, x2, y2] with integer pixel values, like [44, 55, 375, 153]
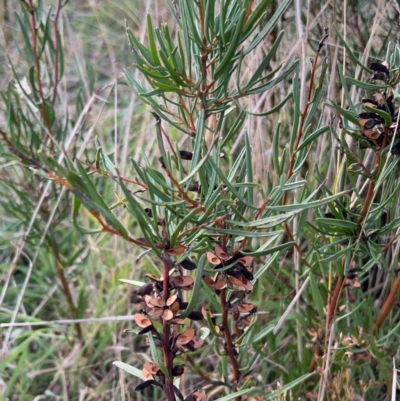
[143, 361, 160, 376]
[170, 275, 194, 289]
[203, 276, 215, 289]
[227, 275, 245, 288]
[237, 302, 255, 313]
[236, 255, 253, 266]
[214, 246, 230, 261]
[363, 130, 380, 140]
[170, 318, 186, 325]
[146, 295, 165, 308]
[207, 252, 221, 265]
[134, 313, 152, 328]
[176, 328, 195, 346]
[167, 244, 186, 255]
[163, 309, 174, 320]
[147, 307, 164, 318]
[213, 276, 227, 290]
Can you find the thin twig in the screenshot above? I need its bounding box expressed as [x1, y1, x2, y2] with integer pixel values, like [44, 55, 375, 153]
[219, 289, 240, 393]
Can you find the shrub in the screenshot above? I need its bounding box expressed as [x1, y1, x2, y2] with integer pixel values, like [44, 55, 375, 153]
[2, 1, 400, 400]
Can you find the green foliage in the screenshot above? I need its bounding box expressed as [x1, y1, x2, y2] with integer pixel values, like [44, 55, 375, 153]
[2, 1, 400, 401]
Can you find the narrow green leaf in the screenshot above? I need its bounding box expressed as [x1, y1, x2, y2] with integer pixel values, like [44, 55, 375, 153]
[244, 2, 289, 55]
[15, 13, 34, 63]
[146, 14, 161, 66]
[214, 11, 245, 80]
[68, 169, 129, 238]
[113, 361, 145, 380]
[207, 156, 256, 209]
[234, 91, 292, 117]
[363, 105, 392, 127]
[250, 240, 293, 258]
[243, 324, 275, 345]
[264, 373, 315, 399]
[180, 254, 205, 318]
[210, 228, 283, 238]
[220, 110, 246, 147]
[321, 244, 354, 263]
[171, 207, 201, 245]
[150, 77, 187, 94]
[309, 273, 325, 318]
[120, 279, 147, 286]
[316, 218, 359, 232]
[228, 146, 246, 181]
[126, 24, 156, 67]
[147, 333, 169, 379]
[94, 137, 117, 175]
[180, 0, 202, 47]
[215, 388, 256, 401]
[157, 47, 188, 88]
[246, 60, 299, 95]
[242, 31, 284, 89]
[336, 62, 356, 115]
[297, 126, 330, 151]
[267, 190, 349, 212]
[346, 76, 388, 90]
[242, 0, 272, 36]
[327, 101, 359, 126]
[227, 213, 291, 228]
[333, 26, 371, 73]
[203, 0, 216, 43]
[72, 195, 102, 234]
[118, 177, 160, 248]
[245, 133, 254, 205]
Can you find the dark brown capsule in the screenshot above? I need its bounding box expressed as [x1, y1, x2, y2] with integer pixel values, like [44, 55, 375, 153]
[391, 143, 400, 156]
[372, 71, 388, 81]
[187, 184, 200, 192]
[364, 119, 382, 130]
[159, 156, 166, 168]
[180, 259, 197, 270]
[137, 283, 154, 296]
[172, 364, 187, 376]
[144, 208, 153, 218]
[369, 62, 389, 74]
[362, 98, 378, 106]
[179, 150, 193, 160]
[138, 325, 154, 335]
[187, 311, 203, 321]
[358, 112, 382, 119]
[135, 380, 158, 392]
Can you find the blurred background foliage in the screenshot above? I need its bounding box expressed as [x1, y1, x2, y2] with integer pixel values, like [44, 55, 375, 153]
[1, 0, 400, 400]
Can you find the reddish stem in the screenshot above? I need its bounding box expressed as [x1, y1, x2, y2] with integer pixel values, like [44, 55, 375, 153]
[162, 255, 176, 401]
[219, 289, 240, 393]
[52, 242, 84, 344]
[51, 0, 63, 105]
[374, 271, 400, 333]
[280, 29, 328, 268]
